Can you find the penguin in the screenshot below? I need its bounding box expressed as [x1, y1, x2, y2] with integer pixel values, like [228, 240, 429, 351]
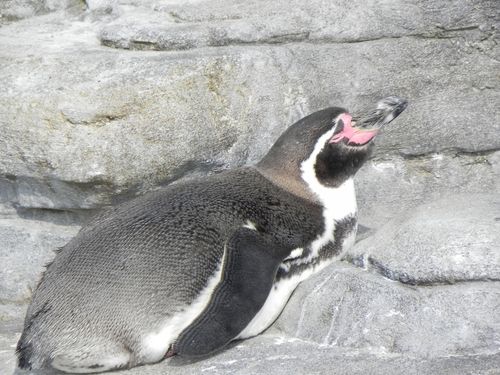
[16, 97, 407, 373]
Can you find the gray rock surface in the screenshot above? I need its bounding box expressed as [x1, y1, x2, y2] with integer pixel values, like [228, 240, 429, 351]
[0, 0, 81, 24]
[273, 193, 500, 364]
[96, 0, 498, 50]
[0, 204, 79, 311]
[2, 316, 500, 375]
[356, 151, 500, 228]
[347, 194, 500, 284]
[275, 264, 500, 357]
[0, 0, 499, 374]
[0, 0, 498, 210]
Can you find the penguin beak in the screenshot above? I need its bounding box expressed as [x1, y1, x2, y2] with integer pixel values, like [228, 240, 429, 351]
[330, 96, 408, 146]
[354, 96, 408, 131]
[329, 114, 378, 146]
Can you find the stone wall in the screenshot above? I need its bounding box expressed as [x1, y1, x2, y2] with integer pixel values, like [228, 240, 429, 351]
[1, 1, 499, 373]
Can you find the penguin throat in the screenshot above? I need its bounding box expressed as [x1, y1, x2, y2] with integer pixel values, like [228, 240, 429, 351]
[329, 113, 378, 146]
[299, 121, 358, 261]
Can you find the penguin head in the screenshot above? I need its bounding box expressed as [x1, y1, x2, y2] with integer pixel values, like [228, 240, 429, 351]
[258, 97, 407, 196]
[314, 96, 407, 188]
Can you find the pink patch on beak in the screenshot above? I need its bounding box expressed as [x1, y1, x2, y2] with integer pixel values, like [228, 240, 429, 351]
[329, 113, 378, 145]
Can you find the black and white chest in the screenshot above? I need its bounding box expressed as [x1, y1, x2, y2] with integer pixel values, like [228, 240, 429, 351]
[238, 170, 358, 338]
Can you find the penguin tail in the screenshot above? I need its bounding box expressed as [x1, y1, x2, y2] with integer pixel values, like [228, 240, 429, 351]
[15, 302, 53, 370]
[16, 332, 54, 371]
[16, 336, 34, 370]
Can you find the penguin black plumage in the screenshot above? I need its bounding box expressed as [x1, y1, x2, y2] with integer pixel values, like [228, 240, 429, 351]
[17, 97, 407, 373]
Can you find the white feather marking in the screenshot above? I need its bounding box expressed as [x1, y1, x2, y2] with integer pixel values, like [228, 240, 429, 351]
[237, 260, 336, 339]
[284, 247, 303, 261]
[140, 217, 261, 362]
[237, 274, 303, 339]
[243, 220, 257, 231]
[140, 246, 227, 363]
[238, 114, 360, 339]
[236, 235, 356, 339]
[51, 353, 130, 373]
[239, 233, 357, 339]
[299, 114, 357, 263]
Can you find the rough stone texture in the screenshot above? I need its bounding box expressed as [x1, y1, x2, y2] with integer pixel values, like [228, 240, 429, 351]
[357, 151, 500, 228]
[96, 0, 498, 50]
[275, 264, 500, 357]
[0, 204, 79, 310]
[0, 1, 498, 210]
[3, 319, 500, 375]
[0, 0, 82, 24]
[272, 193, 500, 364]
[0, 0, 499, 374]
[347, 194, 500, 284]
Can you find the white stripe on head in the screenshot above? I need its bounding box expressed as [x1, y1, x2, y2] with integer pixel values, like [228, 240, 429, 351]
[299, 114, 357, 261]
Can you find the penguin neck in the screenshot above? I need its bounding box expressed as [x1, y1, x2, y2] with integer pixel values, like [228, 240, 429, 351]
[256, 165, 319, 204]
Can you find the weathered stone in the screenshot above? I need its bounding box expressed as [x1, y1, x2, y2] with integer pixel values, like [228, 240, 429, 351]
[348, 194, 500, 284]
[3, 318, 500, 375]
[0, 205, 79, 305]
[355, 152, 500, 229]
[0, 7, 498, 210]
[0, 0, 82, 23]
[274, 194, 500, 359]
[274, 263, 500, 358]
[96, 0, 498, 50]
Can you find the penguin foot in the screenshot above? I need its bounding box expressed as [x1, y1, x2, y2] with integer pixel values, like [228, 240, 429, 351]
[165, 346, 176, 359]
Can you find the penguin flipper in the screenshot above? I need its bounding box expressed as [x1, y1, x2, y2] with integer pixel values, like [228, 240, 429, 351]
[173, 227, 288, 357]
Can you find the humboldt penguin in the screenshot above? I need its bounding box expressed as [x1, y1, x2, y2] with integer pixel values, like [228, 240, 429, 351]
[17, 97, 408, 373]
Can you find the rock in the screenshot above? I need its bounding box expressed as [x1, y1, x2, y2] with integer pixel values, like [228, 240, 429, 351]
[0, 0, 82, 23]
[3, 318, 500, 375]
[0, 320, 21, 375]
[0, 205, 80, 308]
[275, 194, 500, 359]
[0, 1, 498, 210]
[355, 152, 500, 229]
[274, 263, 500, 358]
[347, 193, 500, 284]
[96, 0, 497, 50]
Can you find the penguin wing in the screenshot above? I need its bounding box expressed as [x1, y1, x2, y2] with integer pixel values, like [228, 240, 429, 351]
[173, 227, 289, 357]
